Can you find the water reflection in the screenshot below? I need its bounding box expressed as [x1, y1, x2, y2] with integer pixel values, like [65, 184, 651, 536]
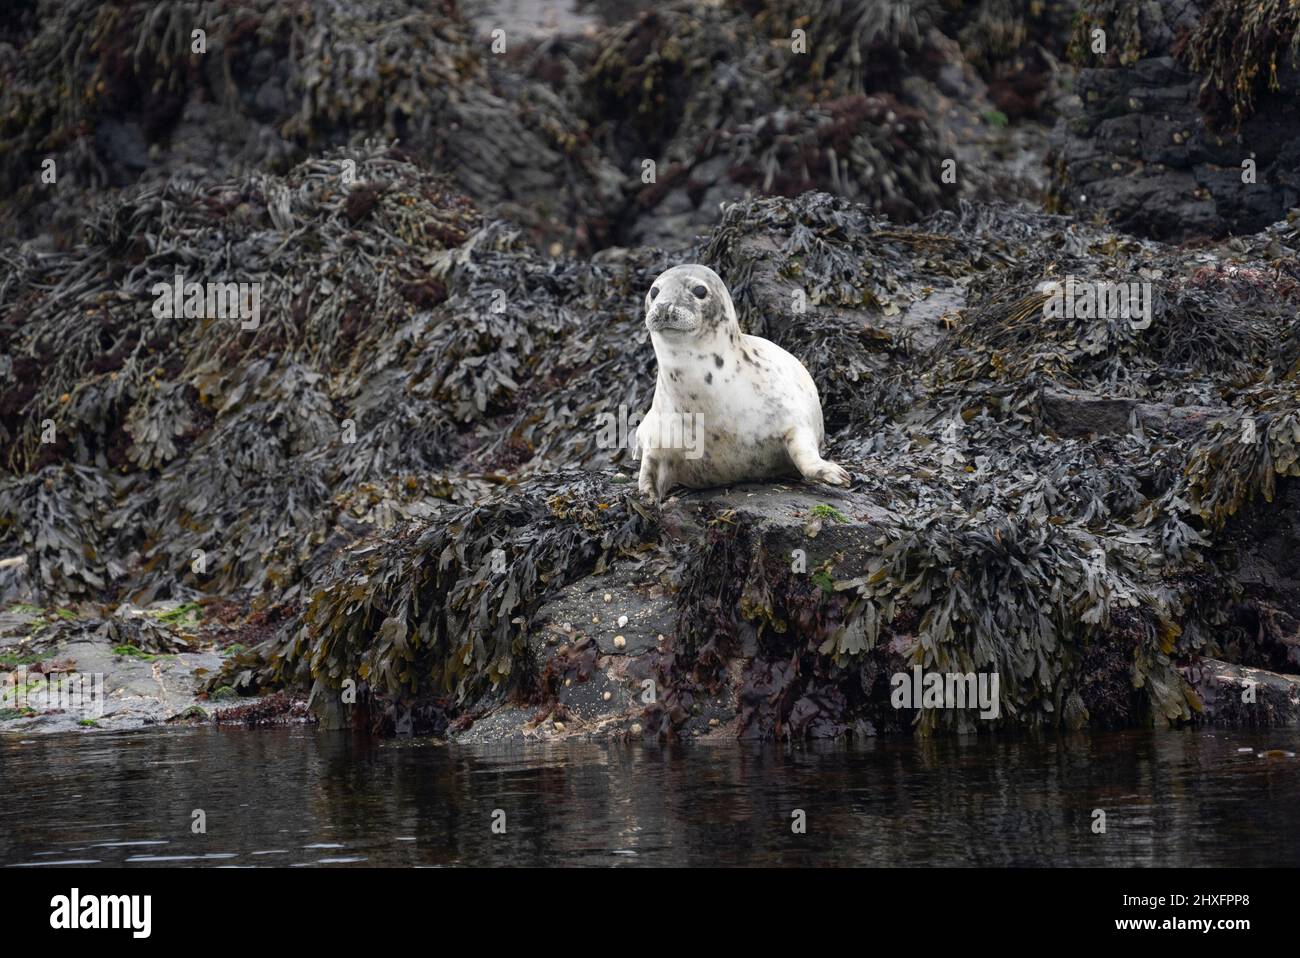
[1, 726, 1298, 866]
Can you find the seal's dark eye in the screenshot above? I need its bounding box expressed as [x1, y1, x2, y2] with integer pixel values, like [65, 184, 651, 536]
[649, 287, 659, 300]
[692, 285, 708, 299]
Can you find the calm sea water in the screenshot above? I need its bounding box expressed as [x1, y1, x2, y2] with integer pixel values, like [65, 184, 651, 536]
[2, 726, 1299, 867]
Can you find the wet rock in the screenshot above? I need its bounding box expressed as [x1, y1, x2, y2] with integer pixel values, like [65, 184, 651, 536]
[663, 484, 892, 581]
[536, 564, 674, 657]
[94, 120, 150, 179]
[1, 630, 223, 734]
[1040, 389, 1227, 440]
[1221, 481, 1300, 673]
[1053, 1, 1300, 239]
[1185, 659, 1300, 727]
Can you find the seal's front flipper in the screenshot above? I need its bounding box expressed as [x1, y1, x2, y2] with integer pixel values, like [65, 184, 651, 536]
[813, 461, 850, 486]
[653, 458, 677, 501]
[637, 453, 675, 502]
[638, 454, 657, 499]
[784, 428, 850, 487]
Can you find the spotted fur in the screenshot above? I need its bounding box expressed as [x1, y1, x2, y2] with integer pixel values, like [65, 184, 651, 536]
[636, 264, 850, 500]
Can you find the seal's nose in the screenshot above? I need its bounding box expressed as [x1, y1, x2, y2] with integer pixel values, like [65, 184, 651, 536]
[646, 302, 675, 330]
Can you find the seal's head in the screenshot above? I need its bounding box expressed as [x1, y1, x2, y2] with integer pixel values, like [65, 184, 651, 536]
[645, 264, 736, 340]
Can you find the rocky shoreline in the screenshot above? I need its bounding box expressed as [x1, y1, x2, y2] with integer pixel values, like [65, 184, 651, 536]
[4, 0, 1300, 741]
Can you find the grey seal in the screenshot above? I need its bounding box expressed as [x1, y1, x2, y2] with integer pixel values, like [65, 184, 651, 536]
[635, 264, 850, 500]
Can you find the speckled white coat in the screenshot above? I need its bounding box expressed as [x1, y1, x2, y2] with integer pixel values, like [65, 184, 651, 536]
[635, 264, 850, 500]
